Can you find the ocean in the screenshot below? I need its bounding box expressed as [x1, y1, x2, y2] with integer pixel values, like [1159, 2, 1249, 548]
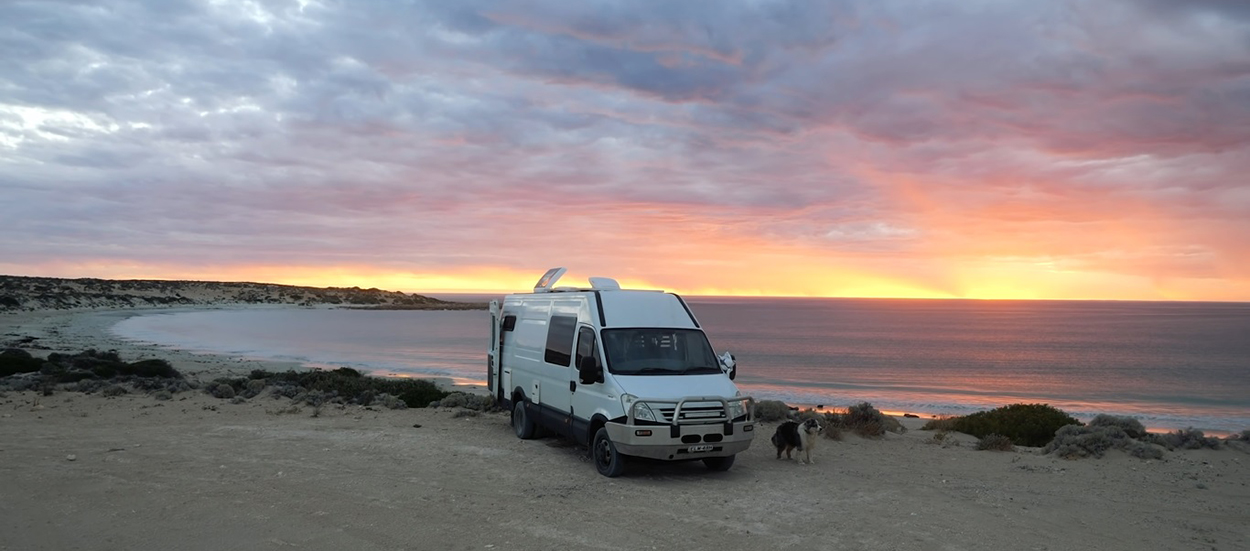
[109, 297, 1250, 433]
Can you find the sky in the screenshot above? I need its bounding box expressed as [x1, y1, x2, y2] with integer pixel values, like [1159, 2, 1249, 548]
[2, 0, 1249, 300]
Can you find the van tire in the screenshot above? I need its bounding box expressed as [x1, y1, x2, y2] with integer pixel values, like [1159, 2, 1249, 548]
[592, 427, 626, 477]
[703, 454, 735, 471]
[512, 401, 536, 440]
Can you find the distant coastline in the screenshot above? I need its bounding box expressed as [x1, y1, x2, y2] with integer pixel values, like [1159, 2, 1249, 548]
[0, 275, 485, 313]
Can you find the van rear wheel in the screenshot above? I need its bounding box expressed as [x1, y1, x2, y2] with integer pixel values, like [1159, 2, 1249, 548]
[703, 454, 735, 471]
[512, 401, 536, 440]
[592, 427, 626, 477]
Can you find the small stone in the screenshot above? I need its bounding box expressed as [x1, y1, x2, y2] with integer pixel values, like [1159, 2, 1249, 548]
[66, 454, 77, 461]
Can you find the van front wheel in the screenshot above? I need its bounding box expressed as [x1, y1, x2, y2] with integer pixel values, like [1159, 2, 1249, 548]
[592, 427, 626, 477]
[512, 401, 536, 440]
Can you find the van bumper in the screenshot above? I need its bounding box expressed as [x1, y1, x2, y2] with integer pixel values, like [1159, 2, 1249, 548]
[605, 421, 755, 460]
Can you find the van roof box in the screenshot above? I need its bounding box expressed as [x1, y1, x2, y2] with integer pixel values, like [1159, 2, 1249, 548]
[533, 267, 623, 293]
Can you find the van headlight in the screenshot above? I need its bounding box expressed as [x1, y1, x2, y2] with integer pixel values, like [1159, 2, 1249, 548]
[622, 394, 659, 423]
[727, 393, 747, 420]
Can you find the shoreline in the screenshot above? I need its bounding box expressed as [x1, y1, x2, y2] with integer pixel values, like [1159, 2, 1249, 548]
[0, 307, 483, 395]
[5, 306, 1245, 433]
[6, 306, 1248, 435]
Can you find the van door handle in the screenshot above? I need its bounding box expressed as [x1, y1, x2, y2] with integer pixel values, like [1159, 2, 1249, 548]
[569, 381, 576, 392]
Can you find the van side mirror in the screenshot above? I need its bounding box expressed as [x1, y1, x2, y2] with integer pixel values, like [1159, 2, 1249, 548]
[578, 357, 603, 384]
[718, 351, 737, 380]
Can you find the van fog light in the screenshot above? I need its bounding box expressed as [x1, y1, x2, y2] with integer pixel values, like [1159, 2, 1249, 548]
[635, 429, 652, 437]
[744, 424, 754, 432]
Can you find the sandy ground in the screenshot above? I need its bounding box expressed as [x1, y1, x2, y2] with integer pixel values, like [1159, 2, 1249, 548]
[2, 309, 1249, 551]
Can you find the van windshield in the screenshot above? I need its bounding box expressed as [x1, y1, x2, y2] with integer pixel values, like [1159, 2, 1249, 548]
[601, 328, 722, 376]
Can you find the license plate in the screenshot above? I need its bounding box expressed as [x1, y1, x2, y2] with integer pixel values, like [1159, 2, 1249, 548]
[688, 445, 714, 453]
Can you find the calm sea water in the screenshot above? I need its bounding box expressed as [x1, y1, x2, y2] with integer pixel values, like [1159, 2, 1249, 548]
[110, 297, 1250, 433]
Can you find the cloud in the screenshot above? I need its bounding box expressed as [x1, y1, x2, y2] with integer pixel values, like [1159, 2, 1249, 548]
[1, 0, 1247, 299]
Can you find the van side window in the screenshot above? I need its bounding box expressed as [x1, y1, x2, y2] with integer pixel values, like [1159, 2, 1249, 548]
[575, 326, 602, 379]
[544, 315, 578, 366]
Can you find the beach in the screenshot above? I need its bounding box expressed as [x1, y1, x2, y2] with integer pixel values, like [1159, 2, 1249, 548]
[2, 308, 1249, 551]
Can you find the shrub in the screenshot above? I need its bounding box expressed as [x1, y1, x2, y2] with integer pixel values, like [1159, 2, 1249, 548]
[153, 390, 173, 401]
[269, 384, 301, 399]
[210, 383, 236, 399]
[976, 434, 1015, 451]
[118, 359, 180, 379]
[378, 393, 408, 410]
[438, 393, 468, 408]
[823, 425, 843, 441]
[951, 404, 1080, 447]
[1228, 430, 1250, 442]
[243, 379, 266, 398]
[1087, 414, 1147, 439]
[452, 408, 479, 418]
[0, 349, 43, 377]
[1045, 425, 1138, 459]
[100, 384, 127, 397]
[432, 392, 497, 411]
[840, 402, 899, 437]
[754, 400, 792, 422]
[332, 367, 362, 378]
[928, 431, 960, 448]
[921, 416, 958, 432]
[74, 379, 109, 393]
[260, 368, 448, 408]
[1128, 441, 1164, 459]
[1149, 428, 1221, 450]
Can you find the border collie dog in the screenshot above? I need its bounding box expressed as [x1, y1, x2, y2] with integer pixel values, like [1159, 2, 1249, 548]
[771, 418, 823, 464]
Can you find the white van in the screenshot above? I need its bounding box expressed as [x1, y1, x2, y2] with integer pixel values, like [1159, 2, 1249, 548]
[487, 268, 755, 477]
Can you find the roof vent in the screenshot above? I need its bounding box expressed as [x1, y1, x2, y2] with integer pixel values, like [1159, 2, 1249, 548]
[588, 277, 620, 290]
[533, 267, 567, 293]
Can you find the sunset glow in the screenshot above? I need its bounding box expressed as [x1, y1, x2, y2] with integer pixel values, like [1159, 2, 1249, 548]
[2, 2, 1247, 301]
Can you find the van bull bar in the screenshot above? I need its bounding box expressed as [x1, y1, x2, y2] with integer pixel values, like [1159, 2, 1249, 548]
[606, 396, 756, 460]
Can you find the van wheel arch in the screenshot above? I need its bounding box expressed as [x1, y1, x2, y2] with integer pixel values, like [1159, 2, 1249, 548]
[511, 390, 537, 440]
[587, 414, 609, 449]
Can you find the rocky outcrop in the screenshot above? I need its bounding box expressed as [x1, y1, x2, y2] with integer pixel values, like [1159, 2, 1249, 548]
[0, 275, 480, 312]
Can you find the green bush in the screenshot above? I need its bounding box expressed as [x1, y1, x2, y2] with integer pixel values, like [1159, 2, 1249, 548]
[837, 402, 895, 437]
[1087, 414, 1147, 439]
[257, 368, 450, 408]
[118, 359, 180, 378]
[210, 383, 236, 399]
[754, 400, 792, 422]
[921, 416, 958, 432]
[951, 404, 1080, 447]
[0, 349, 43, 377]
